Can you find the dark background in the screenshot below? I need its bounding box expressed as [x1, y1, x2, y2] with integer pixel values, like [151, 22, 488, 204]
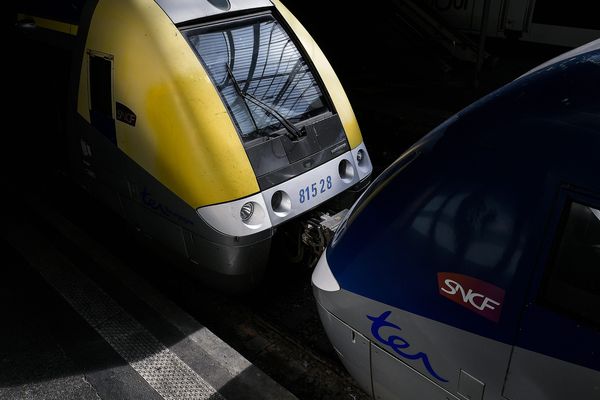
[4, 2, 578, 399]
[6, 0, 569, 179]
[279, 1, 567, 174]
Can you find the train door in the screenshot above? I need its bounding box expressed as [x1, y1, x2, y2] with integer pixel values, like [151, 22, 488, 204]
[87, 51, 116, 145]
[503, 189, 600, 400]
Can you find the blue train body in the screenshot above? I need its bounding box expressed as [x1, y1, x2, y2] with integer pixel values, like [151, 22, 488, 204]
[313, 40, 600, 400]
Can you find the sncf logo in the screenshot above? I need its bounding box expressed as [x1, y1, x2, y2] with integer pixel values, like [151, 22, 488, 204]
[437, 272, 505, 322]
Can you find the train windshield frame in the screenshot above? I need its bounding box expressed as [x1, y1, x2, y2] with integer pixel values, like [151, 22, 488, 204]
[183, 12, 332, 144]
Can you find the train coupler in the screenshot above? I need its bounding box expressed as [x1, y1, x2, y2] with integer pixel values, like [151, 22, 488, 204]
[300, 209, 348, 267]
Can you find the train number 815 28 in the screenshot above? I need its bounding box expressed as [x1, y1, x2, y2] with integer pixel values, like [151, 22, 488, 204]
[299, 176, 333, 204]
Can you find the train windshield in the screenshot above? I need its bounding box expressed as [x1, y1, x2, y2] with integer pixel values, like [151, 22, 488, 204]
[185, 14, 330, 143]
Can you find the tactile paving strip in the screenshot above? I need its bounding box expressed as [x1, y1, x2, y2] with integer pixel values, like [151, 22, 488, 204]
[36, 251, 224, 400]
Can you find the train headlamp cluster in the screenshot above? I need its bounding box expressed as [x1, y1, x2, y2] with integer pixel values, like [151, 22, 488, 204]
[197, 143, 373, 237]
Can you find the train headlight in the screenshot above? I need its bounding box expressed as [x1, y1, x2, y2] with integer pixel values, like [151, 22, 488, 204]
[356, 149, 364, 164]
[197, 195, 272, 236]
[352, 143, 372, 181]
[240, 202, 254, 222]
[271, 190, 291, 217]
[338, 159, 355, 183]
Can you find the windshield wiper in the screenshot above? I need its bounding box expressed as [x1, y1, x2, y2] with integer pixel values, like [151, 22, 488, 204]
[225, 63, 303, 141]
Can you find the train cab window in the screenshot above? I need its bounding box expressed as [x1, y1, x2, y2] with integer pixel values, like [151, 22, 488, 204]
[543, 201, 600, 326]
[184, 13, 330, 144]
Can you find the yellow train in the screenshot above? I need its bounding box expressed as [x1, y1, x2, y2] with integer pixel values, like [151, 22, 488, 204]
[15, 0, 372, 291]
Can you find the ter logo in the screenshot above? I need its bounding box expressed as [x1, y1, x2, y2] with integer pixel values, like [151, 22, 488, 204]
[437, 272, 505, 322]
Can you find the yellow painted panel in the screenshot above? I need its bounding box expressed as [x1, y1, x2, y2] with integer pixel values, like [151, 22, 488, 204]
[272, 0, 364, 149]
[18, 14, 78, 35]
[81, 0, 259, 208]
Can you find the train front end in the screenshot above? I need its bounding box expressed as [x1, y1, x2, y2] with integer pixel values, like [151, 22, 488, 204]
[70, 0, 371, 291]
[312, 42, 600, 399]
[187, 0, 373, 251]
[184, 0, 374, 286]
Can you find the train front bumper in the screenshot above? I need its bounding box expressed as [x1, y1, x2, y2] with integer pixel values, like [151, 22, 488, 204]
[196, 142, 372, 238]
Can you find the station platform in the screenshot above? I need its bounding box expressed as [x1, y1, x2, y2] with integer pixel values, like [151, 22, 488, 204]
[0, 196, 296, 400]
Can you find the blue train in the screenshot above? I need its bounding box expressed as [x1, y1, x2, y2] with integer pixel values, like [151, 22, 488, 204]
[313, 40, 600, 400]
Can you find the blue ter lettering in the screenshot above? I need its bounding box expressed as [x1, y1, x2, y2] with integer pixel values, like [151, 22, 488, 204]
[367, 311, 448, 382]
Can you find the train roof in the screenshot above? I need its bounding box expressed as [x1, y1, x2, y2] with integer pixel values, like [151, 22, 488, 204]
[372, 44, 600, 199]
[17, 0, 274, 26]
[520, 38, 600, 78]
[155, 0, 273, 24]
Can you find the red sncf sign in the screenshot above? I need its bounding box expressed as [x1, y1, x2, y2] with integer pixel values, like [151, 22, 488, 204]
[437, 272, 505, 322]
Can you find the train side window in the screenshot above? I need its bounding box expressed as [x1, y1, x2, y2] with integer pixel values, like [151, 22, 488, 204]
[542, 201, 600, 326]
